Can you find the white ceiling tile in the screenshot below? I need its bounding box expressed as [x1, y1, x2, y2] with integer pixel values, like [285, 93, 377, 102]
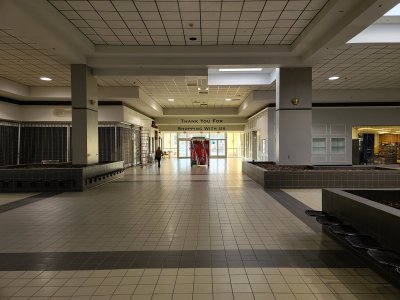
[263, 1, 287, 11]
[181, 12, 200, 21]
[306, 0, 328, 10]
[120, 11, 141, 20]
[221, 1, 243, 12]
[90, 1, 116, 11]
[112, 28, 131, 35]
[179, 2, 200, 12]
[220, 21, 238, 29]
[183, 28, 201, 36]
[219, 28, 236, 35]
[157, 1, 179, 12]
[280, 11, 302, 19]
[275, 19, 295, 27]
[61, 10, 81, 19]
[67, 1, 93, 11]
[129, 29, 149, 35]
[163, 21, 182, 28]
[201, 21, 219, 28]
[140, 12, 161, 20]
[144, 20, 164, 28]
[71, 19, 89, 27]
[106, 21, 126, 28]
[94, 27, 114, 35]
[112, 0, 137, 11]
[50, 1, 72, 10]
[243, 1, 265, 11]
[240, 12, 261, 21]
[221, 11, 241, 20]
[77, 10, 102, 19]
[86, 20, 108, 27]
[160, 12, 181, 20]
[201, 12, 220, 20]
[168, 35, 185, 42]
[238, 20, 257, 29]
[99, 11, 121, 20]
[166, 28, 183, 35]
[148, 28, 166, 35]
[259, 11, 280, 20]
[135, 1, 158, 11]
[125, 20, 146, 28]
[271, 27, 289, 35]
[200, 2, 221, 12]
[202, 28, 218, 35]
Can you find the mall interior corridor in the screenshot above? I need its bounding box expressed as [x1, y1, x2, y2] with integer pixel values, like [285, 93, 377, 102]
[0, 159, 398, 300]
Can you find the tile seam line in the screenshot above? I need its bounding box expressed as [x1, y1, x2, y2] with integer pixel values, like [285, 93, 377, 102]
[0, 192, 61, 214]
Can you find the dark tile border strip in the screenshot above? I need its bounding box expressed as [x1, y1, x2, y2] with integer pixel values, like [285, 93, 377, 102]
[265, 189, 322, 232]
[0, 192, 60, 214]
[0, 249, 365, 271]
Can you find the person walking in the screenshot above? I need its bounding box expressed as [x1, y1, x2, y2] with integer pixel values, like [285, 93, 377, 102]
[155, 147, 163, 168]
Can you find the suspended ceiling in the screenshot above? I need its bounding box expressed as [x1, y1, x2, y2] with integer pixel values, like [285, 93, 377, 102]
[0, 0, 399, 116]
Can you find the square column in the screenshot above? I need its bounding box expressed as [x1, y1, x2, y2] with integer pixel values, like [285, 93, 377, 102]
[71, 64, 99, 165]
[275, 68, 312, 165]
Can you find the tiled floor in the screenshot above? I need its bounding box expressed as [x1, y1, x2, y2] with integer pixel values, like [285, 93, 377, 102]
[0, 193, 38, 205]
[0, 158, 398, 299]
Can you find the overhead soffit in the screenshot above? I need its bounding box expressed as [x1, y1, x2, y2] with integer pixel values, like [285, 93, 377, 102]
[96, 76, 273, 108]
[47, 0, 328, 46]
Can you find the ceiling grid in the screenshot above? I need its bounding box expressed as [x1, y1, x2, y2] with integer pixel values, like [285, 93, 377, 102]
[0, 26, 70, 86]
[48, 0, 328, 46]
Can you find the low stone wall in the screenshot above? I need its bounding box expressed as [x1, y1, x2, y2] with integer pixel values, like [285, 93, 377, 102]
[322, 188, 400, 252]
[0, 161, 124, 192]
[242, 161, 400, 188]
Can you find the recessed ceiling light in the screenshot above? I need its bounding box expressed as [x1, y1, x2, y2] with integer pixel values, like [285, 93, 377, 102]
[219, 68, 263, 72]
[40, 77, 52, 81]
[225, 98, 232, 101]
[328, 76, 340, 80]
[168, 98, 174, 102]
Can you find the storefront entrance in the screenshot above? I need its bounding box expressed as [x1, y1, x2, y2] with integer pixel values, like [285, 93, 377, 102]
[353, 126, 400, 164]
[210, 139, 226, 157]
[163, 131, 243, 159]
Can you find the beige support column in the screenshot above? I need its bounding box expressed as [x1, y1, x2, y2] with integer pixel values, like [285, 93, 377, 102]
[71, 64, 99, 165]
[275, 68, 312, 165]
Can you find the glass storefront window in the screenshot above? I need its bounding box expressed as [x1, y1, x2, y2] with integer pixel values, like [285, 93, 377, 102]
[331, 138, 345, 153]
[312, 138, 326, 154]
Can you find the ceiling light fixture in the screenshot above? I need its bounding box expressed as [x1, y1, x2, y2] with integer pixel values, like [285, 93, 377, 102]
[219, 68, 263, 72]
[40, 77, 52, 81]
[168, 98, 174, 102]
[328, 76, 340, 80]
[225, 98, 232, 101]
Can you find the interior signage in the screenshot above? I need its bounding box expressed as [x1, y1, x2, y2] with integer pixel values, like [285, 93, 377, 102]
[178, 126, 227, 131]
[180, 118, 223, 124]
[158, 124, 245, 131]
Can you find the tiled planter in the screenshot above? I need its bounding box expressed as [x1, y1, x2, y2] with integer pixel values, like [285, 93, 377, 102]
[243, 161, 400, 188]
[323, 188, 400, 252]
[0, 161, 124, 192]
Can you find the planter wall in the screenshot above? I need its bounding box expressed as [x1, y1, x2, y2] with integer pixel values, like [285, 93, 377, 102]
[243, 161, 400, 189]
[0, 161, 124, 192]
[322, 188, 400, 252]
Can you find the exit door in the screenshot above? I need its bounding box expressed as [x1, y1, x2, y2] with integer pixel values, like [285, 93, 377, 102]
[210, 139, 226, 157]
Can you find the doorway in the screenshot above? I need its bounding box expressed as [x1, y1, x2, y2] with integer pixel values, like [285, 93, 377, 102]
[178, 139, 190, 158]
[210, 139, 226, 157]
